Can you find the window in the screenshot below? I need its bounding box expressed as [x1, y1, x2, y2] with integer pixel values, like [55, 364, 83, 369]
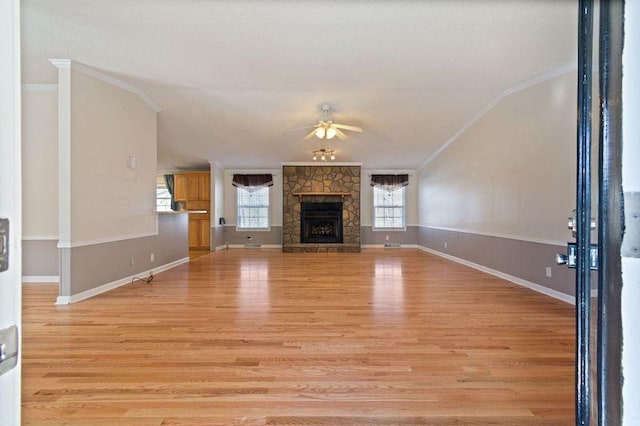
[156, 176, 172, 212]
[237, 186, 269, 229]
[373, 186, 405, 229]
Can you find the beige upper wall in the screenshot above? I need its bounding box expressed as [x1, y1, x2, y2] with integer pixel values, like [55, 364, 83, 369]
[22, 87, 58, 238]
[418, 71, 578, 245]
[69, 69, 157, 244]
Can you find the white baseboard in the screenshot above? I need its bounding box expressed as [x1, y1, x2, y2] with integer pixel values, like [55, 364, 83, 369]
[227, 244, 282, 249]
[215, 245, 227, 251]
[22, 275, 59, 283]
[151, 256, 191, 274]
[55, 257, 190, 305]
[362, 244, 419, 249]
[418, 245, 575, 305]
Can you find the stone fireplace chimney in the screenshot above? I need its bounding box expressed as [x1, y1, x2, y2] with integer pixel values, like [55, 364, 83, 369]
[282, 165, 361, 253]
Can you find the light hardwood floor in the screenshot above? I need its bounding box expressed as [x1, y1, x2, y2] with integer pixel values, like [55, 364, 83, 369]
[22, 249, 575, 425]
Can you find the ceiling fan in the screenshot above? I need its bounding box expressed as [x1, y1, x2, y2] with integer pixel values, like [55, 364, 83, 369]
[303, 104, 363, 140]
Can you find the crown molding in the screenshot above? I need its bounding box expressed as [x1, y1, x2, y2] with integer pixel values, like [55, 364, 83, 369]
[49, 58, 71, 68]
[281, 162, 363, 166]
[362, 168, 415, 175]
[209, 160, 225, 170]
[419, 62, 577, 170]
[48, 58, 162, 112]
[226, 168, 279, 175]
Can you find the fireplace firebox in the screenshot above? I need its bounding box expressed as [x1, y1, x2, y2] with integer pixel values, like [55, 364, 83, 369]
[300, 202, 343, 244]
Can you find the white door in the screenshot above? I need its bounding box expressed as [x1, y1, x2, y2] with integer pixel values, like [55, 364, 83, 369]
[0, 0, 22, 424]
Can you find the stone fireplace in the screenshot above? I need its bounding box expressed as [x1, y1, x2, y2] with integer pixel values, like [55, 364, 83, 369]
[282, 165, 360, 253]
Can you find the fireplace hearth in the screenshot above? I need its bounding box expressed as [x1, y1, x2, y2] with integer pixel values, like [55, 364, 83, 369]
[300, 202, 343, 244]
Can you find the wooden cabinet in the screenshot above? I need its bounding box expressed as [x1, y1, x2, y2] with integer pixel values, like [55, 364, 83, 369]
[176, 171, 211, 251]
[200, 219, 210, 248]
[174, 174, 188, 201]
[186, 172, 210, 201]
[188, 216, 210, 250]
[174, 172, 210, 202]
[199, 174, 210, 201]
[188, 219, 199, 250]
[187, 173, 200, 201]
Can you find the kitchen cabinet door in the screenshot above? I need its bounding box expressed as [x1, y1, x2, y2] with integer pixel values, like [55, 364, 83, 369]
[174, 174, 187, 201]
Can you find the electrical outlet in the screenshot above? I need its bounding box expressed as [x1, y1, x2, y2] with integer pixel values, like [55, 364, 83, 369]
[444, 241, 448, 249]
[385, 235, 389, 241]
[150, 253, 155, 262]
[546, 267, 552, 278]
[130, 257, 135, 266]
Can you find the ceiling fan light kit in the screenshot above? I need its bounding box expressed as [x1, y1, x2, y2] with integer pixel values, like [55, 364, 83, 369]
[312, 148, 336, 161]
[304, 104, 362, 161]
[304, 104, 363, 141]
[314, 126, 337, 139]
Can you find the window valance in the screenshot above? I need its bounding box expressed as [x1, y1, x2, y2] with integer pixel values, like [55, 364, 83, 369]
[232, 174, 274, 192]
[370, 174, 409, 192]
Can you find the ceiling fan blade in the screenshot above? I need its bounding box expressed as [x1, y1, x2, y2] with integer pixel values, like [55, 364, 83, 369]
[304, 129, 318, 139]
[289, 123, 320, 131]
[335, 128, 348, 140]
[332, 123, 363, 132]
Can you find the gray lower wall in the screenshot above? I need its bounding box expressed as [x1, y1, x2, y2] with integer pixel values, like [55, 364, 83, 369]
[361, 225, 418, 246]
[418, 226, 575, 297]
[155, 213, 189, 265]
[60, 212, 189, 297]
[212, 225, 225, 249]
[222, 224, 282, 246]
[22, 239, 59, 277]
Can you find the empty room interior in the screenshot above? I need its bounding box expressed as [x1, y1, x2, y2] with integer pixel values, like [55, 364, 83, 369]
[12, 0, 639, 425]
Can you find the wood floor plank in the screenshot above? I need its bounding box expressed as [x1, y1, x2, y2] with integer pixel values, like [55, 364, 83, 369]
[22, 249, 575, 425]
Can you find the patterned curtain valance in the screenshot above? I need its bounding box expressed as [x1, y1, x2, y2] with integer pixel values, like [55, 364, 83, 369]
[370, 174, 409, 192]
[232, 174, 274, 191]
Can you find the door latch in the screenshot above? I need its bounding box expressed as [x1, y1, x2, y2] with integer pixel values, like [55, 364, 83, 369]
[556, 242, 599, 270]
[0, 325, 19, 376]
[556, 210, 598, 270]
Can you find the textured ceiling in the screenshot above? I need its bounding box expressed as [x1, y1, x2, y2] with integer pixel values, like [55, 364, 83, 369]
[21, 0, 578, 171]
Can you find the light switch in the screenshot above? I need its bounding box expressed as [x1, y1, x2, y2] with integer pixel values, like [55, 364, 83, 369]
[127, 155, 137, 170]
